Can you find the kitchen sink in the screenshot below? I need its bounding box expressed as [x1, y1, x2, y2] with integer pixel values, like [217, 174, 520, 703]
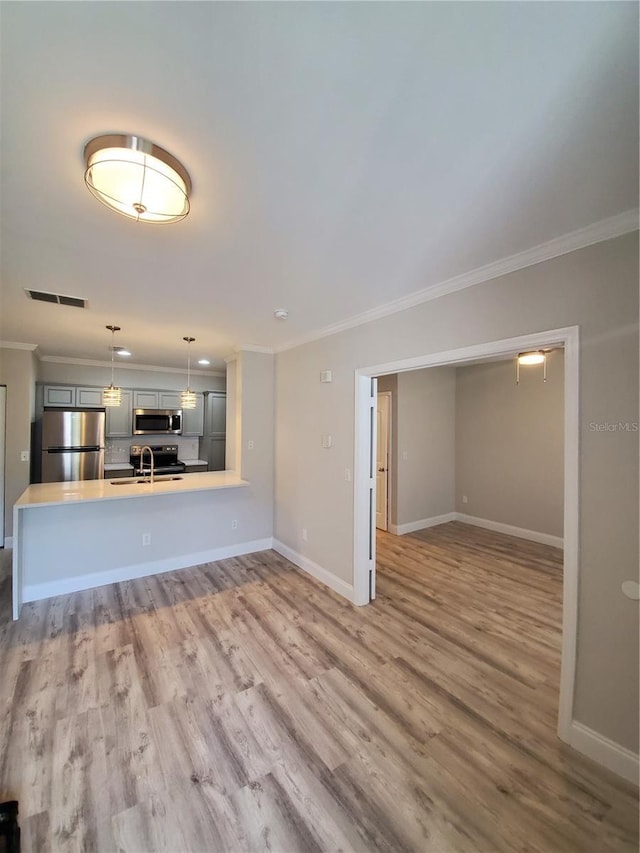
[110, 476, 184, 486]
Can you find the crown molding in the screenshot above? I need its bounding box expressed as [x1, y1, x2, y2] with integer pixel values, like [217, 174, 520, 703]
[237, 344, 275, 354]
[38, 355, 225, 376]
[275, 208, 639, 353]
[0, 341, 39, 351]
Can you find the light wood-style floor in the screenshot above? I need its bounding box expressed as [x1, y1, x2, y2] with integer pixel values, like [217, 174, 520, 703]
[0, 522, 637, 852]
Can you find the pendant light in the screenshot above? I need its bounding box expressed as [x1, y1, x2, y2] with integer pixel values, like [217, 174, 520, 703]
[181, 337, 197, 409]
[103, 325, 123, 406]
[516, 350, 547, 384]
[84, 134, 191, 224]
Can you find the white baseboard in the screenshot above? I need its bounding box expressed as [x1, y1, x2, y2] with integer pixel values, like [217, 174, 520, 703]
[389, 512, 457, 536]
[22, 537, 274, 603]
[565, 720, 639, 786]
[454, 513, 564, 549]
[272, 538, 355, 603]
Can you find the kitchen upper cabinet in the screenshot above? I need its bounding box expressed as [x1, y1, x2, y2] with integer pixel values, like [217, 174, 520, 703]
[133, 390, 159, 409]
[158, 391, 181, 409]
[105, 390, 133, 437]
[43, 385, 75, 407]
[43, 385, 104, 408]
[204, 391, 226, 436]
[182, 393, 204, 436]
[76, 387, 104, 408]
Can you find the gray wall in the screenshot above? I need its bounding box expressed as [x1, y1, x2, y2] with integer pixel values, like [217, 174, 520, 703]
[455, 351, 564, 536]
[0, 347, 37, 537]
[274, 232, 639, 754]
[394, 367, 456, 528]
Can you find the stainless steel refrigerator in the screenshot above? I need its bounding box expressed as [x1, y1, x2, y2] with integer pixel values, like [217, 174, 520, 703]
[41, 410, 105, 483]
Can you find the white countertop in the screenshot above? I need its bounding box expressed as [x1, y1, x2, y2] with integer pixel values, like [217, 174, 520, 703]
[104, 462, 134, 471]
[16, 470, 249, 509]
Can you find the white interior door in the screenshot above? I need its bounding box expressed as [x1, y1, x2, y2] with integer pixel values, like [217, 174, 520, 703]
[376, 392, 391, 531]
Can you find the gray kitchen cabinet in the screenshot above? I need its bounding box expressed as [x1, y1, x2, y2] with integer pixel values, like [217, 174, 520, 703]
[76, 386, 105, 408]
[205, 391, 226, 435]
[182, 393, 204, 436]
[200, 436, 226, 471]
[159, 391, 181, 409]
[184, 463, 208, 473]
[133, 390, 159, 409]
[43, 384, 105, 408]
[43, 385, 76, 407]
[200, 392, 226, 469]
[105, 390, 133, 437]
[105, 467, 133, 479]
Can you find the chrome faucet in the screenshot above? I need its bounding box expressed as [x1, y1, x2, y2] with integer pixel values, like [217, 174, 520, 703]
[139, 445, 155, 484]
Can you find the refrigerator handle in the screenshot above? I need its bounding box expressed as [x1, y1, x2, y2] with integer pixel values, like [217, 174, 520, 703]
[46, 446, 102, 453]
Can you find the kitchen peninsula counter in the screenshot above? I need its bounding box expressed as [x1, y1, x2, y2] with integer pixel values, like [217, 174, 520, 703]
[16, 470, 248, 509]
[12, 470, 269, 620]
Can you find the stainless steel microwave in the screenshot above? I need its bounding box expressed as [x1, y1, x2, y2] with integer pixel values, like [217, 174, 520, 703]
[133, 409, 182, 435]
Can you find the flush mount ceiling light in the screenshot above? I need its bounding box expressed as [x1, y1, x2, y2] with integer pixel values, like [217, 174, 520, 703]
[274, 309, 288, 320]
[181, 337, 197, 409]
[516, 350, 548, 384]
[84, 134, 191, 223]
[103, 325, 123, 406]
[111, 346, 131, 357]
[198, 359, 210, 366]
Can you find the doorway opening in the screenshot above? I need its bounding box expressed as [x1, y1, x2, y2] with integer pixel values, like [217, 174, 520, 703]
[353, 326, 578, 742]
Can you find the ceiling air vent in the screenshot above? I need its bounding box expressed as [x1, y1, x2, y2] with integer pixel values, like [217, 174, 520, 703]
[25, 289, 87, 308]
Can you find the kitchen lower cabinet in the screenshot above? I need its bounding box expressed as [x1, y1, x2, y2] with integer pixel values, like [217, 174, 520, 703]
[200, 436, 226, 471]
[184, 463, 208, 473]
[105, 467, 133, 479]
[105, 390, 133, 437]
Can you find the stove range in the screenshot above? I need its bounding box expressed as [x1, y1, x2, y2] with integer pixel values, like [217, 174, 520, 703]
[130, 444, 186, 476]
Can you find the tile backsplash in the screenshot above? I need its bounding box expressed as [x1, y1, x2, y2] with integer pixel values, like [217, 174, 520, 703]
[105, 436, 200, 464]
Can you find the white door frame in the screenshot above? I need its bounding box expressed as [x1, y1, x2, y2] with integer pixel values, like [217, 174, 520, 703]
[353, 325, 579, 743]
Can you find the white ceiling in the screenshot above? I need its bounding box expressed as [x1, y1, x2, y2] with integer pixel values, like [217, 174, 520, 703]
[1, 2, 638, 370]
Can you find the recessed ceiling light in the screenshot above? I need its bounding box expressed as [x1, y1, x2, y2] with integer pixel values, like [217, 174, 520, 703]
[198, 358, 210, 366]
[110, 346, 131, 357]
[274, 309, 288, 320]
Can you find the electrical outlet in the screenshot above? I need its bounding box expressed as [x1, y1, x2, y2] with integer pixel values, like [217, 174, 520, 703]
[248, 440, 255, 450]
[462, 495, 468, 504]
[142, 533, 151, 546]
[302, 528, 308, 542]
[344, 468, 351, 481]
[231, 519, 238, 530]
[20, 450, 29, 462]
